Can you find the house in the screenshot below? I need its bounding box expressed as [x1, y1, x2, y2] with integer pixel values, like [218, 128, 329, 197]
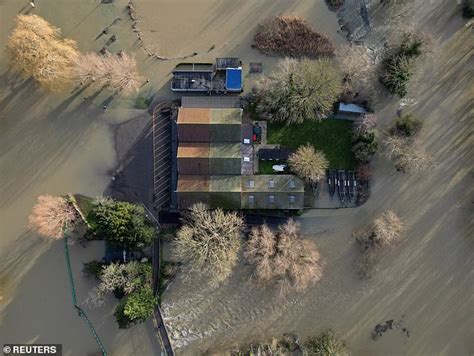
[171, 58, 243, 93]
[173, 99, 304, 210]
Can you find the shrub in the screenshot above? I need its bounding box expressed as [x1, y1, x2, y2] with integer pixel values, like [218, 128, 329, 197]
[288, 144, 329, 184]
[135, 96, 152, 109]
[303, 331, 350, 356]
[255, 58, 342, 123]
[6, 14, 79, 91]
[87, 261, 152, 307]
[353, 114, 377, 137]
[89, 198, 156, 249]
[352, 130, 378, 163]
[254, 15, 335, 58]
[463, 0, 474, 18]
[82, 260, 105, 278]
[389, 114, 422, 138]
[29, 195, 77, 239]
[245, 219, 323, 293]
[122, 286, 157, 323]
[325, 0, 344, 10]
[355, 164, 372, 182]
[174, 203, 244, 283]
[114, 288, 158, 330]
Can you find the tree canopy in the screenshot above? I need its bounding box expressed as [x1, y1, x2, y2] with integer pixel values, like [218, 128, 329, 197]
[288, 144, 329, 184]
[255, 58, 342, 124]
[6, 14, 78, 91]
[89, 198, 156, 249]
[174, 203, 244, 282]
[245, 219, 323, 293]
[29, 195, 77, 239]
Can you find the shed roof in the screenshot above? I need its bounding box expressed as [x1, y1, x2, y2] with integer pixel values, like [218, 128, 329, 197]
[338, 103, 367, 114]
[258, 148, 294, 161]
[177, 142, 210, 158]
[241, 175, 304, 192]
[177, 108, 242, 124]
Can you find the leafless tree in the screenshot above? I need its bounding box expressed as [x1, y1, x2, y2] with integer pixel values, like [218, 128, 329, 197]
[383, 135, 433, 172]
[70, 53, 103, 86]
[86, 261, 151, 306]
[372, 210, 404, 247]
[245, 219, 323, 293]
[71, 52, 142, 96]
[288, 144, 329, 184]
[355, 210, 404, 249]
[174, 203, 244, 283]
[255, 58, 342, 123]
[108, 52, 143, 96]
[29, 195, 77, 239]
[354, 210, 404, 278]
[337, 44, 380, 106]
[353, 113, 378, 137]
[6, 14, 79, 91]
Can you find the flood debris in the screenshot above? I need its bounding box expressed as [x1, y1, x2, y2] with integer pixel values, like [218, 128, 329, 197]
[372, 315, 410, 340]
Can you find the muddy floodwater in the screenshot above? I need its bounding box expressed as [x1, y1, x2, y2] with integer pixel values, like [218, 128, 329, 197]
[1, 0, 473, 355]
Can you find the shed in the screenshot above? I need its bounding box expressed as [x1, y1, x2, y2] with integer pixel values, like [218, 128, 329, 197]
[338, 103, 367, 115]
[258, 148, 294, 161]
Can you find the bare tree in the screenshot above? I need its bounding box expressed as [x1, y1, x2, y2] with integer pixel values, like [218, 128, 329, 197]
[86, 261, 152, 307]
[355, 210, 404, 249]
[383, 135, 433, 172]
[354, 210, 404, 278]
[353, 113, 378, 137]
[288, 144, 329, 185]
[245, 219, 323, 293]
[29, 195, 77, 239]
[174, 203, 244, 282]
[6, 14, 79, 91]
[71, 52, 142, 96]
[337, 44, 380, 106]
[70, 53, 103, 86]
[255, 58, 342, 123]
[108, 52, 143, 96]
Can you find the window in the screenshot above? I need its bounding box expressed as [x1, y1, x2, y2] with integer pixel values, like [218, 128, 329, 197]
[248, 179, 255, 188]
[289, 180, 296, 189]
[289, 195, 296, 204]
[248, 195, 255, 204]
[268, 195, 275, 203]
[244, 156, 250, 162]
[268, 179, 275, 188]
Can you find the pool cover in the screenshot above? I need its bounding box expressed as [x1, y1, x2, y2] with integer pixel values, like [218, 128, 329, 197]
[225, 68, 242, 91]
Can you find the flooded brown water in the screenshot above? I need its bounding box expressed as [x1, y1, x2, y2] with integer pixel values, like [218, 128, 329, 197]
[1, 0, 472, 355]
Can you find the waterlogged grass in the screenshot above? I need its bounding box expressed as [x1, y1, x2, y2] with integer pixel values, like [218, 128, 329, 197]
[267, 119, 355, 169]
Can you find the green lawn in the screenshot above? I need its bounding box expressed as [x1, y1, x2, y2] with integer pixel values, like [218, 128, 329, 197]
[267, 119, 355, 169]
[73, 194, 98, 230]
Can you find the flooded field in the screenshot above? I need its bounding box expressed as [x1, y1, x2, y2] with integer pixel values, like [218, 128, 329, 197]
[0, 0, 472, 355]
